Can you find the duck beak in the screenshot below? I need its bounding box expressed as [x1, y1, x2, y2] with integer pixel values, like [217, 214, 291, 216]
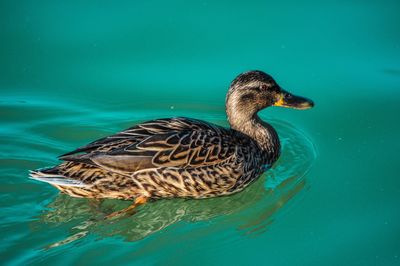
[273, 89, 314, 110]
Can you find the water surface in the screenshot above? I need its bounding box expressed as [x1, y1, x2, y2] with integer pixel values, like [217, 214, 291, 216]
[1, 1, 400, 265]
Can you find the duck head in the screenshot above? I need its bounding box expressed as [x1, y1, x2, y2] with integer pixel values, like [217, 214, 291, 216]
[226, 70, 314, 129]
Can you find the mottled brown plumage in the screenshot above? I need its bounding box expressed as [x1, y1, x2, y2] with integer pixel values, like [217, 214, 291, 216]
[30, 70, 314, 204]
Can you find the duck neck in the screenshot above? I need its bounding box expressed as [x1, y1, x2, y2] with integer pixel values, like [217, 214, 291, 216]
[227, 109, 280, 162]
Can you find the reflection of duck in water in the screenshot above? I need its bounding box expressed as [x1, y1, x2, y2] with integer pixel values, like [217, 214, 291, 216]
[30, 70, 314, 217]
[34, 173, 306, 248]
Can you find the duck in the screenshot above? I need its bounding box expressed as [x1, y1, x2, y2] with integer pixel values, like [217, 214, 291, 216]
[29, 70, 314, 217]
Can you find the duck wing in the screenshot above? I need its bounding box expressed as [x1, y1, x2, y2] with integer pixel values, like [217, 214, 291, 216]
[59, 117, 238, 174]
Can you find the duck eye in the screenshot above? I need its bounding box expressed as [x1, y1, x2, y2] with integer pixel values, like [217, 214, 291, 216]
[260, 84, 267, 90]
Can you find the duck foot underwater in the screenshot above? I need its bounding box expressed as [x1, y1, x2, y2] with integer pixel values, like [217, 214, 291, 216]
[29, 70, 314, 214]
[105, 196, 148, 219]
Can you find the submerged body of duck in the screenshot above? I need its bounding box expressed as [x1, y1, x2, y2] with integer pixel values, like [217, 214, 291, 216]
[30, 70, 313, 213]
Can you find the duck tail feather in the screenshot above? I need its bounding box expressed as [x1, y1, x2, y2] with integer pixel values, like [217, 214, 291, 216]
[29, 169, 88, 188]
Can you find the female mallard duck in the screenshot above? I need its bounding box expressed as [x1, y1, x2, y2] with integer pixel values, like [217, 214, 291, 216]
[30, 70, 313, 216]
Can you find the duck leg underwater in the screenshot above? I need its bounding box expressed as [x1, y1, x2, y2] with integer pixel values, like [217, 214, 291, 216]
[106, 196, 148, 219]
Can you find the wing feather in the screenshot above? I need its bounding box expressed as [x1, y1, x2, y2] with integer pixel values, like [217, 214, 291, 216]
[59, 117, 239, 174]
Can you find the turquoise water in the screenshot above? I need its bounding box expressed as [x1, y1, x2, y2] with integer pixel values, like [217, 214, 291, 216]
[1, 1, 400, 265]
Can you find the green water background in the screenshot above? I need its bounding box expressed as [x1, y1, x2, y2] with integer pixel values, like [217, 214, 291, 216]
[1, 1, 400, 265]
